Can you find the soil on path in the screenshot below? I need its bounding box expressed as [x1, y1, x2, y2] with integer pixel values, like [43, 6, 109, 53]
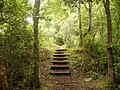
[51, 67, 80, 90]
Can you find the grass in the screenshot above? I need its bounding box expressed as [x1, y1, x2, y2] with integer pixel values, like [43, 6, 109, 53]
[97, 76, 108, 90]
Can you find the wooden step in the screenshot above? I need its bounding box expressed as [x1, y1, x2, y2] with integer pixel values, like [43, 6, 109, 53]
[51, 65, 69, 70]
[53, 57, 68, 60]
[52, 61, 69, 65]
[53, 54, 68, 57]
[56, 49, 67, 51]
[50, 71, 70, 76]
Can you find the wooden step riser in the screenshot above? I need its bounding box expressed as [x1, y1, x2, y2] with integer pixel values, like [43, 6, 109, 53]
[53, 55, 68, 57]
[56, 49, 67, 51]
[52, 62, 69, 65]
[53, 58, 68, 60]
[51, 67, 69, 70]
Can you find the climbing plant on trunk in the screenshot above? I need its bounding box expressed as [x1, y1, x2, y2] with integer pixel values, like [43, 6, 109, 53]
[103, 0, 115, 89]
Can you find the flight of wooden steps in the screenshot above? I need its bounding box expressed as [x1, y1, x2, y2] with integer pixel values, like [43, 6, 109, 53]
[50, 49, 70, 76]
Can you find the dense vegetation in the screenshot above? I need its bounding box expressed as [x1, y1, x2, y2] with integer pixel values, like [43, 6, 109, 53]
[0, 0, 120, 90]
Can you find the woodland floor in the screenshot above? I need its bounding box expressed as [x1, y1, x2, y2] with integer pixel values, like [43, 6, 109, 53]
[39, 48, 102, 90]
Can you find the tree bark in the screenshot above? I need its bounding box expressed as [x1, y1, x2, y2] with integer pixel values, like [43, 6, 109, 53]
[103, 0, 115, 89]
[0, 0, 4, 21]
[83, 0, 92, 37]
[0, 56, 8, 90]
[78, 0, 83, 46]
[88, 0, 92, 34]
[32, 0, 40, 89]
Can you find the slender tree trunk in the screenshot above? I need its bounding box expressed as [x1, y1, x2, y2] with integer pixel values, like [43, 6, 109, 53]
[32, 0, 40, 89]
[88, 0, 92, 33]
[0, 0, 4, 21]
[0, 56, 8, 90]
[78, 0, 83, 46]
[0, 0, 3, 13]
[83, 0, 92, 37]
[103, 0, 115, 89]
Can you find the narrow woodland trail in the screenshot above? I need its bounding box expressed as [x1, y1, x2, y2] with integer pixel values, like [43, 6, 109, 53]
[49, 49, 80, 90]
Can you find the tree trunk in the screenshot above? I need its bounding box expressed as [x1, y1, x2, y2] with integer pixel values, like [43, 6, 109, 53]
[78, 0, 83, 46]
[0, 0, 4, 21]
[32, 0, 40, 89]
[88, 0, 92, 33]
[103, 0, 115, 89]
[83, 0, 92, 37]
[0, 56, 8, 90]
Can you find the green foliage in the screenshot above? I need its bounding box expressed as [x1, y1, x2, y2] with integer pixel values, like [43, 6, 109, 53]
[63, 0, 78, 8]
[111, 0, 120, 86]
[60, 13, 79, 48]
[39, 0, 70, 46]
[0, 0, 34, 89]
[54, 35, 64, 46]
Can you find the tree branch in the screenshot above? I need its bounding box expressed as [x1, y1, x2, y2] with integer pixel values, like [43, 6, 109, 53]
[81, 1, 88, 11]
[103, 0, 107, 13]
